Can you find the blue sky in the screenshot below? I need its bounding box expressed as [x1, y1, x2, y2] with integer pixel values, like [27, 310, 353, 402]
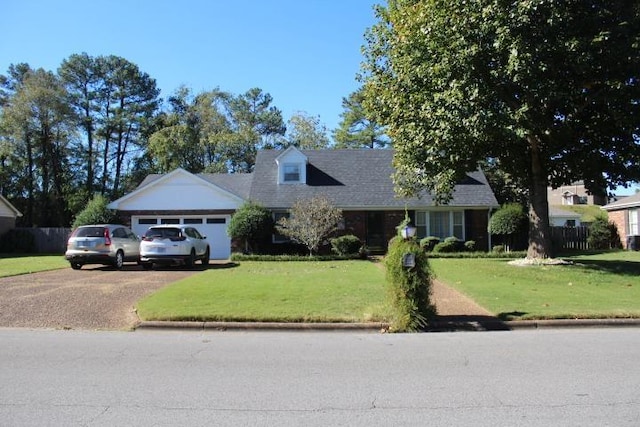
[2, 0, 379, 133]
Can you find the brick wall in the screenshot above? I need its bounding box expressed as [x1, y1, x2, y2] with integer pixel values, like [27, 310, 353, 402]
[607, 210, 627, 248]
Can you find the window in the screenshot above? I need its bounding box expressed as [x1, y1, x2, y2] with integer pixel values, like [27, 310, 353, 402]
[630, 209, 639, 235]
[138, 218, 157, 225]
[565, 219, 576, 228]
[161, 218, 180, 224]
[283, 164, 300, 182]
[415, 210, 465, 240]
[184, 218, 203, 224]
[273, 212, 290, 243]
[207, 218, 226, 224]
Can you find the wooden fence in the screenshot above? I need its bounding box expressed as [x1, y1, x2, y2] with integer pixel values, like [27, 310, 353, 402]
[550, 226, 590, 251]
[16, 227, 71, 254]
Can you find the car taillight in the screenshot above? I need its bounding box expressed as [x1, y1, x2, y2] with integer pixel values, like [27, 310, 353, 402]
[104, 228, 111, 246]
[143, 236, 154, 242]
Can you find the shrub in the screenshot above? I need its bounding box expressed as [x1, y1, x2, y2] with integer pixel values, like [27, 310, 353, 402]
[587, 217, 622, 249]
[330, 235, 362, 256]
[0, 229, 36, 253]
[419, 236, 440, 252]
[488, 203, 528, 251]
[492, 245, 505, 253]
[227, 202, 273, 253]
[384, 237, 436, 332]
[433, 236, 462, 253]
[464, 240, 476, 251]
[71, 194, 118, 229]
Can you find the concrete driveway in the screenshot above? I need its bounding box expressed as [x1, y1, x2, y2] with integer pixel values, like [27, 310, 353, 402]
[0, 265, 200, 330]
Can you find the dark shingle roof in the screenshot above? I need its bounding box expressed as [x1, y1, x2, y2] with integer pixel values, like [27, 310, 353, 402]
[248, 149, 498, 209]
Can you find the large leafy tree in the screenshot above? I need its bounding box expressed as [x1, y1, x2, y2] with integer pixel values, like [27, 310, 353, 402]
[148, 86, 231, 173]
[281, 111, 330, 149]
[361, 0, 640, 259]
[333, 88, 388, 149]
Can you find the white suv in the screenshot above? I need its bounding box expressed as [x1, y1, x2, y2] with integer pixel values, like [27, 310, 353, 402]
[140, 225, 210, 269]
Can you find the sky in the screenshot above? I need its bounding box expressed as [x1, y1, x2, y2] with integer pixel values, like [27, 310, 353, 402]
[2, 0, 638, 195]
[1, 0, 380, 133]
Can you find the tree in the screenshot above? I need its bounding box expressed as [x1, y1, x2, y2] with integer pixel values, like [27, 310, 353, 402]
[281, 111, 330, 149]
[361, 0, 640, 259]
[224, 88, 286, 172]
[333, 88, 388, 149]
[148, 86, 231, 173]
[227, 202, 273, 253]
[276, 195, 343, 255]
[71, 194, 117, 229]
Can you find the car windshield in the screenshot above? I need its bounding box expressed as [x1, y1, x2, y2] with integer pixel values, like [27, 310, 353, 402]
[73, 227, 105, 238]
[145, 228, 181, 239]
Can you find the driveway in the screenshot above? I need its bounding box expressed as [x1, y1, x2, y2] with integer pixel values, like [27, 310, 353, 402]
[0, 266, 199, 330]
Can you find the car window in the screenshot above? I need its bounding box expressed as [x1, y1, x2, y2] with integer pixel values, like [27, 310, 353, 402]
[112, 228, 126, 238]
[126, 230, 138, 240]
[74, 227, 105, 238]
[145, 228, 180, 239]
[191, 228, 203, 239]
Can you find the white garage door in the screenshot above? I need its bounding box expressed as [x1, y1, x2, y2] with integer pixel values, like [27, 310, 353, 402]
[132, 215, 231, 260]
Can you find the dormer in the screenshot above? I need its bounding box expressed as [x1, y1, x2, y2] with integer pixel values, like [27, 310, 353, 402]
[275, 146, 308, 185]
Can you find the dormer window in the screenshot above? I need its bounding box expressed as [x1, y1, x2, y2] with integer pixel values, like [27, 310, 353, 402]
[284, 164, 301, 182]
[276, 146, 308, 185]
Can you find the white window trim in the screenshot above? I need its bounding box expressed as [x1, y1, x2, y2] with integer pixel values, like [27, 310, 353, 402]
[415, 210, 466, 240]
[282, 163, 301, 183]
[629, 208, 639, 236]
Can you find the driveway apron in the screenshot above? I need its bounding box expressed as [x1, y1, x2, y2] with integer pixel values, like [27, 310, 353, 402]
[0, 267, 198, 330]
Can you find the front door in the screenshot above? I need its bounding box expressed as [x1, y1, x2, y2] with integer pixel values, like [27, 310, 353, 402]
[366, 212, 385, 252]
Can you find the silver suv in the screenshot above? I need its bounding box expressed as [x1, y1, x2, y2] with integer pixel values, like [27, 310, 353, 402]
[65, 224, 141, 270]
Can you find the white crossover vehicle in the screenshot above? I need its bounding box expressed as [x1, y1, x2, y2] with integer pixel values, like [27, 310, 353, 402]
[140, 225, 210, 269]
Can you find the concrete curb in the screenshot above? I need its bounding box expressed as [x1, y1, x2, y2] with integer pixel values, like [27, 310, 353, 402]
[135, 318, 640, 332]
[136, 321, 389, 332]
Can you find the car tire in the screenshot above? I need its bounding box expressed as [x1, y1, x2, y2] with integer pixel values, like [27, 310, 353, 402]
[185, 249, 196, 268]
[114, 250, 124, 270]
[70, 262, 82, 270]
[202, 247, 210, 266]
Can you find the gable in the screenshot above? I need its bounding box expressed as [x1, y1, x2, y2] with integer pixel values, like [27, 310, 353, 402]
[0, 195, 22, 218]
[109, 169, 244, 211]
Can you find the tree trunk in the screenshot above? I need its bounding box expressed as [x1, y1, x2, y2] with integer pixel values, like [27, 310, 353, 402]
[527, 135, 552, 259]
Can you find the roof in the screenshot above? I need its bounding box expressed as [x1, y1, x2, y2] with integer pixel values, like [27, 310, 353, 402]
[549, 207, 581, 219]
[136, 171, 253, 200]
[0, 194, 22, 217]
[602, 191, 640, 211]
[248, 149, 498, 209]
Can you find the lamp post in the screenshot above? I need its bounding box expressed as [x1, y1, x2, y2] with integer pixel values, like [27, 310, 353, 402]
[400, 225, 417, 240]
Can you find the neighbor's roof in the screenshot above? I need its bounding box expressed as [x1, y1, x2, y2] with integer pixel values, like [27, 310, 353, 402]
[0, 194, 22, 217]
[602, 191, 640, 211]
[248, 149, 498, 209]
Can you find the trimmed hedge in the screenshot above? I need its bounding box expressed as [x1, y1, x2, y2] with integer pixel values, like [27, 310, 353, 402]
[330, 235, 362, 256]
[230, 253, 363, 262]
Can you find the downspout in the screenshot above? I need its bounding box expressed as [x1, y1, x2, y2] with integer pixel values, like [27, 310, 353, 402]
[487, 207, 493, 251]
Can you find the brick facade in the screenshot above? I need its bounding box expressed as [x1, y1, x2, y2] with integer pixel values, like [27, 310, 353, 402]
[607, 210, 628, 248]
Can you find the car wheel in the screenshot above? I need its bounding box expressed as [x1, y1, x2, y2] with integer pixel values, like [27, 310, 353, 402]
[185, 249, 196, 268]
[202, 247, 210, 266]
[70, 262, 82, 270]
[114, 250, 124, 270]
[141, 263, 153, 270]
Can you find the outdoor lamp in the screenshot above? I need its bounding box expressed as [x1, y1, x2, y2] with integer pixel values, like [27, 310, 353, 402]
[401, 225, 417, 239]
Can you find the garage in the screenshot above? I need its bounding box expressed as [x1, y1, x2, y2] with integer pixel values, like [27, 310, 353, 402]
[132, 215, 231, 260]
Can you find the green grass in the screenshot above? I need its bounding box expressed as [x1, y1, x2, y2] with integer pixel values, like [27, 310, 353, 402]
[430, 251, 640, 320]
[553, 204, 606, 222]
[137, 260, 391, 323]
[0, 254, 68, 277]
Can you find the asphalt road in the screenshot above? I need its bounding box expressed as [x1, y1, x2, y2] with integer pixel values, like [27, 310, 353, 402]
[1, 328, 639, 426]
[0, 266, 199, 330]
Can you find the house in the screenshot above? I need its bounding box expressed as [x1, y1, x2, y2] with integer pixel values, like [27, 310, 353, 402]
[549, 207, 582, 228]
[108, 148, 499, 258]
[0, 195, 22, 237]
[547, 181, 607, 206]
[601, 192, 640, 249]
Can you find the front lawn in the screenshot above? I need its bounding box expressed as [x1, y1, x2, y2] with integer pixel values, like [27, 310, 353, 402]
[430, 251, 640, 320]
[136, 260, 391, 323]
[0, 254, 68, 277]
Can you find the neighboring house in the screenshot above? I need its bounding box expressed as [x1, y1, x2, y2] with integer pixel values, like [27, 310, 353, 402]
[0, 195, 22, 237]
[547, 181, 607, 206]
[601, 192, 640, 249]
[108, 148, 499, 258]
[549, 207, 582, 228]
